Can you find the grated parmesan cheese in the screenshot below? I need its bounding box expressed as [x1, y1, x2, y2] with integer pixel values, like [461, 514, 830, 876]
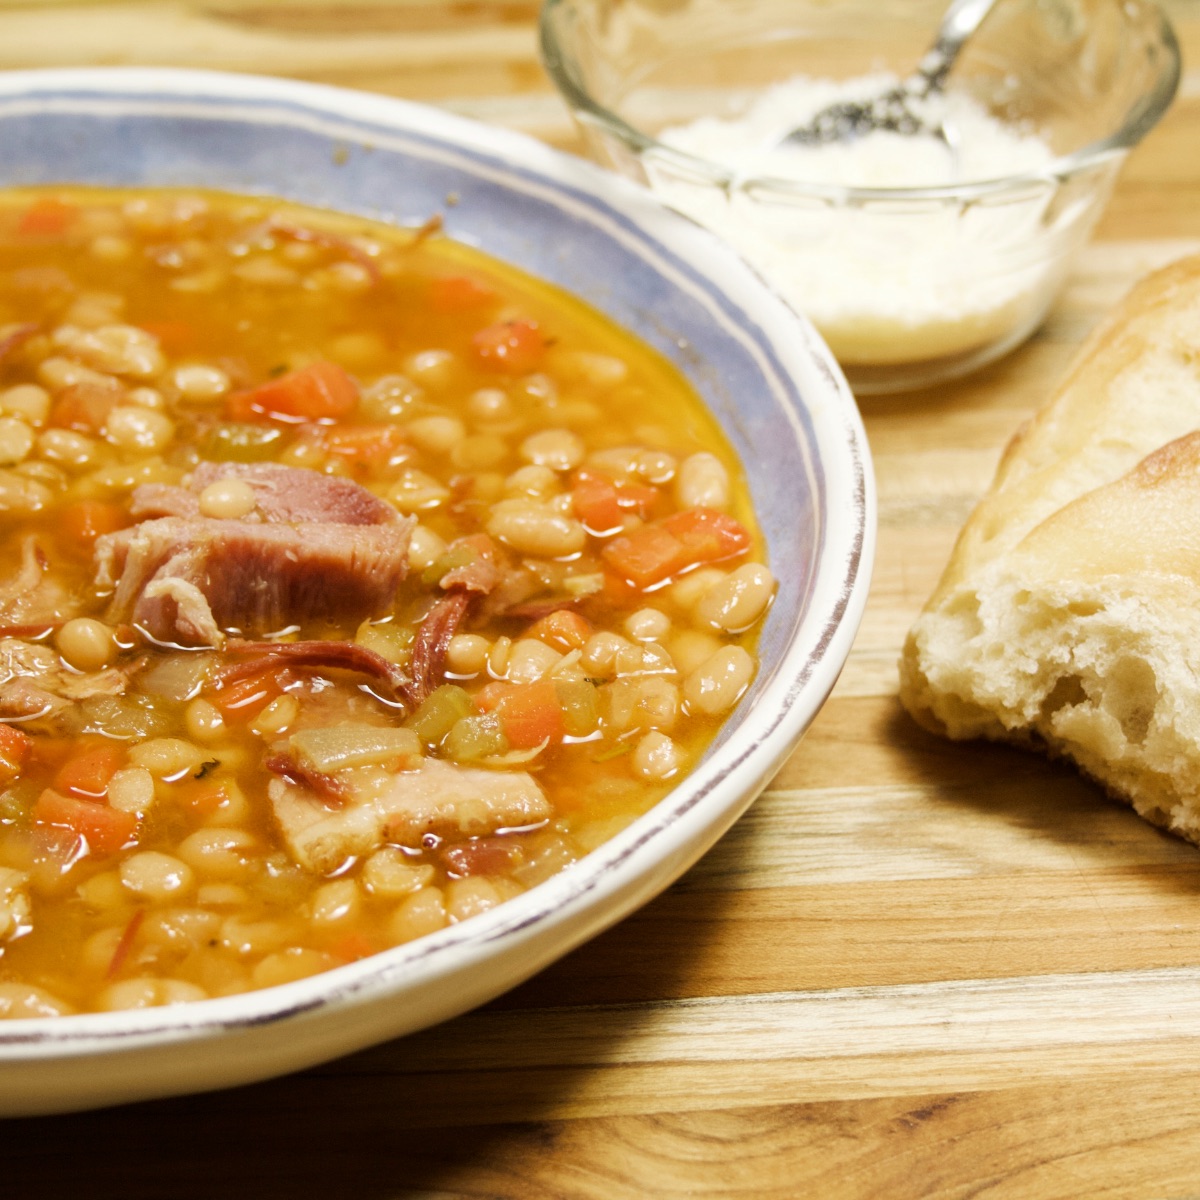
[651, 74, 1063, 371]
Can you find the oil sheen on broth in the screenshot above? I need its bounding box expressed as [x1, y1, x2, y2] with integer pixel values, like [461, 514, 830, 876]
[0, 188, 776, 1017]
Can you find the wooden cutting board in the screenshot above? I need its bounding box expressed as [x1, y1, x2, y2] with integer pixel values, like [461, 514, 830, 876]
[4, 2, 1200, 1196]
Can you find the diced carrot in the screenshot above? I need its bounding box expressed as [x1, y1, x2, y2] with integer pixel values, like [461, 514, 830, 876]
[61, 500, 128, 548]
[32, 789, 138, 857]
[662, 506, 751, 562]
[321, 423, 409, 471]
[602, 507, 751, 589]
[571, 470, 622, 533]
[619, 481, 660, 516]
[175, 777, 230, 818]
[54, 742, 125, 800]
[17, 196, 76, 237]
[429, 274, 497, 313]
[495, 678, 564, 749]
[330, 931, 379, 963]
[601, 569, 641, 609]
[471, 680, 511, 714]
[211, 669, 283, 720]
[226, 361, 359, 424]
[0, 723, 32, 786]
[527, 609, 593, 653]
[571, 469, 661, 533]
[601, 523, 691, 590]
[471, 318, 546, 374]
[136, 320, 193, 353]
[49, 382, 120, 433]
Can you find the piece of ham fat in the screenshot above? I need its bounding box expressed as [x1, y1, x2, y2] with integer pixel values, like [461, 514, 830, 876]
[269, 757, 552, 873]
[94, 463, 414, 646]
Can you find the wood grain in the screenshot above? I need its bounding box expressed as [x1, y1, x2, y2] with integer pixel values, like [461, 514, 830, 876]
[3, 2, 1200, 1197]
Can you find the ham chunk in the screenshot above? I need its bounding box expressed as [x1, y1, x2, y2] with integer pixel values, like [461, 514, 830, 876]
[132, 461, 397, 526]
[0, 536, 77, 626]
[270, 757, 551, 873]
[0, 636, 132, 728]
[96, 518, 412, 645]
[95, 464, 413, 646]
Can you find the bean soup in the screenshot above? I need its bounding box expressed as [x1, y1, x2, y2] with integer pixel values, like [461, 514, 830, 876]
[0, 188, 775, 1016]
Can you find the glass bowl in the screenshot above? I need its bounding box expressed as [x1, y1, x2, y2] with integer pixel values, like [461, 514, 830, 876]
[540, 0, 1181, 394]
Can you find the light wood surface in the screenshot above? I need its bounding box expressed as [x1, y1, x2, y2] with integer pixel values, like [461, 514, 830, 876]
[5, 2, 1200, 1196]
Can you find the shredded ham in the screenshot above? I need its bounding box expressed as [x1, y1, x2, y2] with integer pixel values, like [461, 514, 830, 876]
[0, 323, 37, 364]
[0, 636, 137, 727]
[407, 592, 471, 707]
[0, 537, 76, 626]
[264, 750, 351, 807]
[217, 639, 411, 697]
[437, 533, 500, 595]
[268, 221, 383, 284]
[500, 596, 581, 621]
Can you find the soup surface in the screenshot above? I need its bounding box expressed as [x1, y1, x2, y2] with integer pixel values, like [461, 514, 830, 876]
[0, 187, 774, 1016]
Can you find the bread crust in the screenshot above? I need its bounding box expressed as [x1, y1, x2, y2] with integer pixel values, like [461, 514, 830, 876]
[899, 255, 1200, 844]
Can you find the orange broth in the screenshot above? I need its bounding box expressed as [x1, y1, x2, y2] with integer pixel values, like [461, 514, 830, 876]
[0, 187, 774, 1016]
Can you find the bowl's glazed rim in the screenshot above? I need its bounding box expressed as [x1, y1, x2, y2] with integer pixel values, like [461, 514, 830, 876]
[0, 66, 874, 1062]
[539, 0, 1181, 204]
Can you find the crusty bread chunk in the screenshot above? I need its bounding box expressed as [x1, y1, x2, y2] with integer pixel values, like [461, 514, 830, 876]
[900, 255, 1200, 844]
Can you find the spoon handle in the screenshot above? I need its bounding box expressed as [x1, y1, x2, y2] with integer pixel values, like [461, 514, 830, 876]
[914, 0, 1000, 95]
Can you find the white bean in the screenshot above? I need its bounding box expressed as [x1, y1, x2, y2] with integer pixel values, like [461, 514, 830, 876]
[37, 428, 100, 471]
[675, 451, 731, 509]
[389, 887, 447, 944]
[0, 981, 73, 1018]
[106, 766, 155, 816]
[56, 617, 116, 672]
[310, 879, 361, 928]
[104, 405, 175, 453]
[485, 499, 585, 558]
[0, 416, 33, 465]
[198, 477, 256, 519]
[446, 634, 490, 676]
[119, 851, 195, 903]
[694, 563, 776, 633]
[0, 868, 30, 942]
[520, 429, 584, 471]
[683, 645, 755, 715]
[0, 384, 50, 426]
[98, 978, 208, 1010]
[362, 849, 434, 899]
[407, 414, 464, 454]
[176, 827, 259, 880]
[72, 324, 164, 379]
[624, 608, 671, 642]
[632, 731, 684, 780]
[128, 737, 208, 777]
[505, 638, 562, 684]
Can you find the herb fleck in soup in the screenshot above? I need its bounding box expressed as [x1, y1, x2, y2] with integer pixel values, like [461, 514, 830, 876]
[0, 188, 775, 1017]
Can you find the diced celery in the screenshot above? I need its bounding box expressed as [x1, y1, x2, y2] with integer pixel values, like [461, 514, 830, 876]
[405, 684, 475, 744]
[555, 677, 599, 737]
[204, 423, 286, 462]
[355, 621, 412, 665]
[420, 544, 477, 589]
[443, 712, 508, 763]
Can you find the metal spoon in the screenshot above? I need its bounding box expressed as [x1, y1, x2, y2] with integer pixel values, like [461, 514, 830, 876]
[780, 0, 1000, 147]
